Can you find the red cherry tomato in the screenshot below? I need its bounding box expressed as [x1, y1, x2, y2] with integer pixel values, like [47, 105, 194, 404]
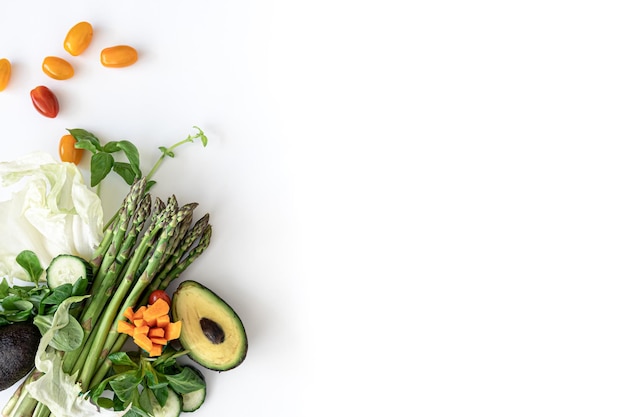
[59, 134, 83, 164]
[148, 290, 171, 306]
[30, 86, 59, 118]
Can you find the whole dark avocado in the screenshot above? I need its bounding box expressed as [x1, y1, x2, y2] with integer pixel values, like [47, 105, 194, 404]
[0, 322, 41, 391]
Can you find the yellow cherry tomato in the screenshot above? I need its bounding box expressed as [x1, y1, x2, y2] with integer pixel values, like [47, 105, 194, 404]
[59, 134, 83, 164]
[0, 58, 11, 92]
[64, 21, 93, 56]
[100, 45, 138, 68]
[42, 56, 74, 80]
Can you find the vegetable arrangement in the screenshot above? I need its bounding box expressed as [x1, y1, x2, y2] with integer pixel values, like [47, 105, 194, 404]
[0, 19, 249, 417]
[0, 127, 248, 417]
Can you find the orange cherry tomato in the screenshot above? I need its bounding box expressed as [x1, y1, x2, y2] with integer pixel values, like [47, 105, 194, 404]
[30, 86, 59, 118]
[64, 21, 93, 56]
[59, 134, 83, 164]
[42, 56, 74, 80]
[100, 45, 138, 68]
[148, 290, 171, 306]
[0, 58, 11, 92]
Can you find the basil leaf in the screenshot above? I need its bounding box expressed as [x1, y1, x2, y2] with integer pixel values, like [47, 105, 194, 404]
[117, 140, 141, 176]
[91, 152, 114, 187]
[16, 250, 43, 283]
[165, 366, 206, 394]
[102, 141, 120, 153]
[68, 129, 102, 152]
[113, 162, 137, 186]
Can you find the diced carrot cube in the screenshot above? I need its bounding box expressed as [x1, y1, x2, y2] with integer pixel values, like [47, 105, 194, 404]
[144, 315, 157, 327]
[164, 321, 182, 341]
[133, 319, 146, 327]
[134, 306, 147, 320]
[151, 337, 168, 345]
[149, 343, 162, 357]
[123, 307, 135, 321]
[148, 328, 165, 338]
[156, 314, 170, 328]
[117, 320, 135, 336]
[134, 333, 152, 352]
[143, 298, 170, 324]
[133, 325, 150, 338]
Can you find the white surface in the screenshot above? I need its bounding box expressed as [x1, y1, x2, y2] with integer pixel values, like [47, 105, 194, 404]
[2, 1, 626, 416]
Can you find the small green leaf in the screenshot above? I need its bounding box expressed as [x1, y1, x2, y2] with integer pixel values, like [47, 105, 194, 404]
[96, 397, 115, 409]
[110, 370, 142, 402]
[91, 152, 115, 187]
[0, 278, 9, 298]
[108, 352, 139, 368]
[16, 250, 43, 283]
[113, 162, 137, 186]
[72, 277, 89, 296]
[42, 284, 73, 305]
[117, 140, 141, 176]
[68, 129, 102, 152]
[158, 146, 175, 158]
[102, 141, 120, 153]
[165, 366, 206, 394]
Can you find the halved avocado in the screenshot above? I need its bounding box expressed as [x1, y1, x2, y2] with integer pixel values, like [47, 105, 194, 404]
[172, 280, 247, 371]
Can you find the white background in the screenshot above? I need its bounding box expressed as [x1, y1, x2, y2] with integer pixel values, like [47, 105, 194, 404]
[1, 1, 626, 416]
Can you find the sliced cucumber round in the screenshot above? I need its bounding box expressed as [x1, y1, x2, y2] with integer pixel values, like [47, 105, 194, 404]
[151, 387, 182, 417]
[46, 254, 92, 289]
[181, 387, 206, 413]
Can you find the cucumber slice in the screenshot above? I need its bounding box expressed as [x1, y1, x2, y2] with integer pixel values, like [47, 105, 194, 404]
[181, 366, 206, 412]
[151, 388, 182, 417]
[46, 254, 92, 289]
[181, 387, 206, 412]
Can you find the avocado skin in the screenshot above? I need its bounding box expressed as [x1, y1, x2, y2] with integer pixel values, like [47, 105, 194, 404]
[0, 322, 41, 391]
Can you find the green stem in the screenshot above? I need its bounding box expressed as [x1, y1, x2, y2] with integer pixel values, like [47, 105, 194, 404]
[145, 126, 207, 182]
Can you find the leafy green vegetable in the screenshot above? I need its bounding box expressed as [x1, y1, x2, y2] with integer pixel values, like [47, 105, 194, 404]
[0, 252, 90, 326]
[90, 347, 206, 416]
[69, 126, 208, 191]
[16, 250, 43, 284]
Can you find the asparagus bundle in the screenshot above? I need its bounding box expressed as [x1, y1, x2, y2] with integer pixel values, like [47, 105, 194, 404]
[3, 178, 212, 417]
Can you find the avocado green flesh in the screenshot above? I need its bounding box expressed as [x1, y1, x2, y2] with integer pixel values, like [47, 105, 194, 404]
[0, 322, 41, 391]
[172, 280, 247, 371]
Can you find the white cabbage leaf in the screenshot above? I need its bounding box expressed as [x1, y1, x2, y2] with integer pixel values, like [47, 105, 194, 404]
[0, 152, 103, 283]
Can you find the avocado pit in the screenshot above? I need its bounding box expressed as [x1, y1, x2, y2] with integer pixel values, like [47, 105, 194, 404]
[200, 317, 225, 344]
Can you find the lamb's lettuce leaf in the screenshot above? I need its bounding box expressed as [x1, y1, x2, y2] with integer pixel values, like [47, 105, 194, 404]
[26, 295, 129, 417]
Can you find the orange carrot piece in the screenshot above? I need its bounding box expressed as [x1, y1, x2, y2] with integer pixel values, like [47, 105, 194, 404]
[151, 337, 168, 346]
[148, 327, 165, 338]
[133, 325, 150, 338]
[134, 333, 153, 352]
[134, 306, 147, 320]
[123, 307, 135, 321]
[133, 319, 146, 327]
[117, 320, 135, 336]
[156, 314, 170, 328]
[149, 343, 162, 357]
[143, 298, 170, 324]
[164, 321, 182, 341]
